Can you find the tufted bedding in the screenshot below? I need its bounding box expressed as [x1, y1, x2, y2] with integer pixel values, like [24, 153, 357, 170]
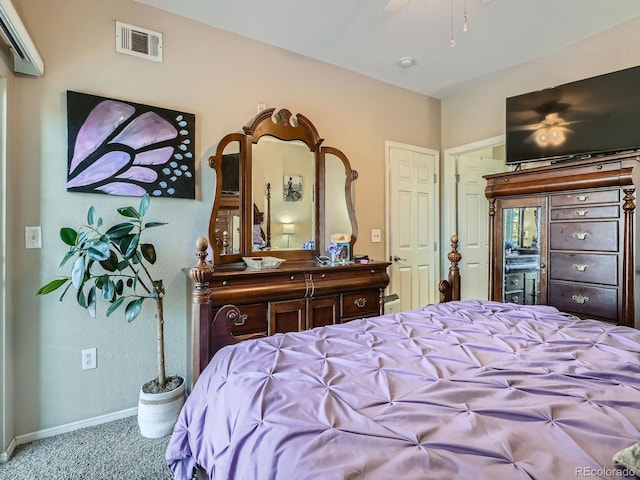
[166, 300, 640, 479]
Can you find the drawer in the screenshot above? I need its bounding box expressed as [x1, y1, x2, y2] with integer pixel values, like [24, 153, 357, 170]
[210, 272, 306, 291]
[550, 205, 619, 221]
[221, 303, 267, 336]
[550, 189, 619, 207]
[550, 221, 618, 252]
[341, 290, 381, 320]
[504, 290, 524, 305]
[549, 252, 618, 285]
[504, 273, 524, 292]
[548, 282, 617, 321]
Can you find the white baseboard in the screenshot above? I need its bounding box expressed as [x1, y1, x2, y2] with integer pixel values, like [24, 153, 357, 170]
[0, 437, 16, 463]
[0, 407, 137, 463]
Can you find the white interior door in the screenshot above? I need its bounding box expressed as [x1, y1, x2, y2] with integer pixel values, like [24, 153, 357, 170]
[386, 142, 439, 312]
[456, 154, 504, 300]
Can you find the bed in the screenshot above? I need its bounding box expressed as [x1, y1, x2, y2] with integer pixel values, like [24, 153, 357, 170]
[167, 244, 640, 479]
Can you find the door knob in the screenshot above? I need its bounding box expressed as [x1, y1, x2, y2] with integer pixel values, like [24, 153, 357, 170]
[393, 255, 406, 262]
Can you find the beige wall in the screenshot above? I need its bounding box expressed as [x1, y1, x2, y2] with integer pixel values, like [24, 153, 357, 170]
[5, 0, 640, 446]
[5, 0, 440, 439]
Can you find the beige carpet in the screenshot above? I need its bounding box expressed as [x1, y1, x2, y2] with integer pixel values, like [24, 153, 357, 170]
[0, 415, 173, 479]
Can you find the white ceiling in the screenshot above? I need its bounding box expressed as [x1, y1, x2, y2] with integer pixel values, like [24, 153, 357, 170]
[136, 0, 640, 99]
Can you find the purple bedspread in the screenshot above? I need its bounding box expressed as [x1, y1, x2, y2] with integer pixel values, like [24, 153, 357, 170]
[166, 300, 640, 479]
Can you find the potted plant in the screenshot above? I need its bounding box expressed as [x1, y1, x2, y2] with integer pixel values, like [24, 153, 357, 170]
[35, 194, 184, 438]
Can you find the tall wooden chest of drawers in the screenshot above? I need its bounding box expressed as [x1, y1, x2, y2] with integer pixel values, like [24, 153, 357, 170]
[485, 153, 639, 327]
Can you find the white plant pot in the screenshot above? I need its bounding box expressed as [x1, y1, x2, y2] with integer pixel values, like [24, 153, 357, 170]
[137, 376, 186, 438]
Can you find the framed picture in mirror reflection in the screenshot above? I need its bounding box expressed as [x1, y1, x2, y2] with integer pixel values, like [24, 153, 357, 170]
[284, 174, 302, 201]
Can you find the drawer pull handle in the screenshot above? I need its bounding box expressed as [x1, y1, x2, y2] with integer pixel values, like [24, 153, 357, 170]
[571, 294, 589, 304]
[573, 232, 590, 240]
[234, 314, 248, 326]
[572, 264, 589, 272]
[576, 195, 589, 202]
[225, 310, 247, 326]
[575, 209, 588, 216]
[510, 278, 519, 286]
[354, 297, 367, 308]
[511, 296, 519, 303]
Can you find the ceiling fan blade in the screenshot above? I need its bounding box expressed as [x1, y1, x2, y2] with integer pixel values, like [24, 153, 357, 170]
[384, 0, 409, 14]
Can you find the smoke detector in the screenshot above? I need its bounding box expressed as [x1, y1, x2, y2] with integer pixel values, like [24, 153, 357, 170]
[399, 56, 415, 68]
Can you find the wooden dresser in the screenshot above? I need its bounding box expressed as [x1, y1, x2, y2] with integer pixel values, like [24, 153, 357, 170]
[485, 152, 639, 327]
[185, 253, 390, 385]
[207, 260, 390, 334]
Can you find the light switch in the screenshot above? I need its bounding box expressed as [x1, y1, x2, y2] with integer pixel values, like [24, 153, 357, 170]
[25, 226, 42, 249]
[371, 229, 382, 243]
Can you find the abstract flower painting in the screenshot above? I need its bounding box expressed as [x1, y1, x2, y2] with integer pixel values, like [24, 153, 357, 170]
[66, 91, 196, 198]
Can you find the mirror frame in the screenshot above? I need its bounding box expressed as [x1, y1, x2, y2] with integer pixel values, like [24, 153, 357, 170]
[209, 108, 358, 265]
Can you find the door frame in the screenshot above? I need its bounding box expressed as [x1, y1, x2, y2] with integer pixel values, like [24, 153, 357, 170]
[442, 135, 505, 275]
[384, 140, 440, 304]
[0, 74, 10, 462]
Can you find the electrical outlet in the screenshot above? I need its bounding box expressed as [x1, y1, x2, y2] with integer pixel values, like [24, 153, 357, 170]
[82, 348, 97, 370]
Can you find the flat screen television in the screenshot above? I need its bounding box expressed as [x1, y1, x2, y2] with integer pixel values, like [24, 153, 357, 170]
[505, 65, 640, 164]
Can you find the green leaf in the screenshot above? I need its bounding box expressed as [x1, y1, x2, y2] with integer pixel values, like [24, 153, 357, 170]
[100, 250, 119, 272]
[125, 298, 143, 322]
[60, 227, 78, 246]
[71, 256, 86, 289]
[59, 249, 77, 269]
[117, 205, 141, 219]
[35, 278, 70, 296]
[58, 282, 73, 301]
[104, 223, 135, 240]
[140, 243, 157, 264]
[139, 193, 150, 217]
[122, 234, 140, 259]
[106, 297, 125, 317]
[87, 240, 111, 261]
[87, 206, 96, 225]
[115, 279, 124, 295]
[116, 260, 128, 272]
[102, 279, 115, 301]
[87, 286, 96, 318]
[76, 231, 89, 248]
[95, 275, 105, 289]
[97, 217, 103, 228]
[76, 287, 87, 308]
[143, 221, 167, 229]
[119, 234, 134, 257]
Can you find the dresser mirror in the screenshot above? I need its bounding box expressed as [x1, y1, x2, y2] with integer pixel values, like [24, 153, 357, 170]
[210, 134, 243, 258]
[208, 108, 358, 265]
[252, 138, 315, 252]
[323, 147, 358, 247]
[502, 206, 542, 305]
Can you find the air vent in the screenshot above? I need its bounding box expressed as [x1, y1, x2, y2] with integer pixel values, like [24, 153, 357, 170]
[115, 21, 162, 62]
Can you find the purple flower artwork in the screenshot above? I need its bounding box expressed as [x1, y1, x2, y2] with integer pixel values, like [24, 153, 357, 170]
[66, 91, 195, 198]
